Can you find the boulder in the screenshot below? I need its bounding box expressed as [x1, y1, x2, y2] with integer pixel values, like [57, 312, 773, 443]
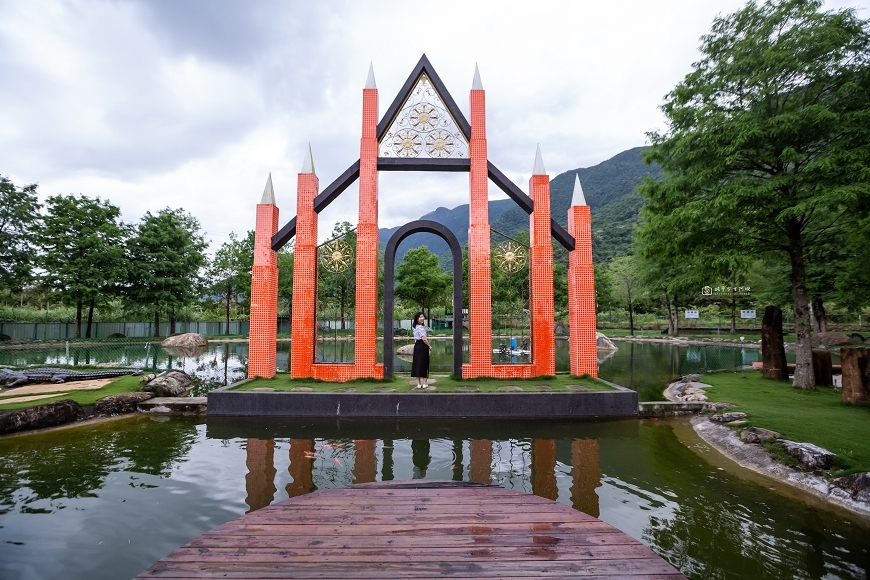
[397, 344, 415, 355]
[95, 392, 154, 415]
[780, 440, 835, 470]
[703, 402, 734, 412]
[709, 411, 747, 423]
[139, 373, 156, 384]
[161, 333, 208, 357]
[0, 399, 83, 435]
[596, 332, 618, 351]
[811, 331, 852, 347]
[739, 427, 782, 444]
[680, 374, 702, 383]
[832, 472, 870, 503]
[141, 370, 194, 397]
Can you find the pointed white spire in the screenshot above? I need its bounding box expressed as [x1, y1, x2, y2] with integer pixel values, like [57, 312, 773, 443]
[365, 62, 376, 89]
[472, 63, 483, 90]
[301, 143, 315, 174]
[571, 173, 587, 206]
[260, 172, 276, 205]
[532, 144, 546, 175]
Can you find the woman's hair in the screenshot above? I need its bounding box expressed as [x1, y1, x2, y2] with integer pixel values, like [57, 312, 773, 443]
[412, 312, 424, 328]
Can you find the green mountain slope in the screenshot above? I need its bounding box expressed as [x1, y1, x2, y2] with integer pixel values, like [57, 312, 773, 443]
[378, 146, 660, 265]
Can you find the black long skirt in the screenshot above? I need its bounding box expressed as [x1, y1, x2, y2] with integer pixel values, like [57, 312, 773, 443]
[411, 340, 429, 378]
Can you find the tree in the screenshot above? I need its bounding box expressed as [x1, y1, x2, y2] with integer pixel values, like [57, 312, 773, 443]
[0, 175, 41, 294]
[124, 208, 207, 336]
[640, 0, 870, 388]
[609, 256, 641, 336]
[37, 195, 127, 338]
[318, 222, 356, 330]
[207, 231, 254, 335]
[277, 242, 295, 320]
[395, 246, 452, 322]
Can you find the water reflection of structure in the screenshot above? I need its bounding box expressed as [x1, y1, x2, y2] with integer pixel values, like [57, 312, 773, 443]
[242, 437, 602, 517]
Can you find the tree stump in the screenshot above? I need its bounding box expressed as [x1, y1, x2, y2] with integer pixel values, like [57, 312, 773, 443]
[812, 349, 833, 387]
[761, 305, 788, 380]
[841, 347, 870, 405]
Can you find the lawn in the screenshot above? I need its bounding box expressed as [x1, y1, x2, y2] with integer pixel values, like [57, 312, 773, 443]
[233, 373, 613, 394]
[702, 370, 870, 475]
[0, 375, 144, 411]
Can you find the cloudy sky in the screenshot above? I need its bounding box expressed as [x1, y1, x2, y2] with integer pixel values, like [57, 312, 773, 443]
[1, 0, 867, 251]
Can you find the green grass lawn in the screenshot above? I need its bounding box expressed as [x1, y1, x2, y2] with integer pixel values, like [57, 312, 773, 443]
[0, 375, 144, 411]
[233, 373, 613, 394]
[702, 370, 870, 475]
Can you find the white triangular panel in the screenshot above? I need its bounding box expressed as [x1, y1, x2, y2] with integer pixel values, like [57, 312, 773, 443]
[261, 173, 276, 204]
[378, 73, 468, 159]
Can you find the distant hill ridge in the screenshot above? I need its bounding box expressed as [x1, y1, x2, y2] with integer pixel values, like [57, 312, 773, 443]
[378, 146, 660, 265]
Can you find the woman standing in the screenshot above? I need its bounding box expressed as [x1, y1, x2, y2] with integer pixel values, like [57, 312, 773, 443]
[410, 311, 432, 389]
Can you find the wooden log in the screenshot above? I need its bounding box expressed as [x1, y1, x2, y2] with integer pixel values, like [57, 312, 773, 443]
[761, 306, 789, 380]
[811, 349, 833, 387]
[841, 347, 870, 405]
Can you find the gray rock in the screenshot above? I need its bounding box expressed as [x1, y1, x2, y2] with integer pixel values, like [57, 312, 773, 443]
[397, 344, 415, 355]
[680, 374, 702, 383]
[139, 373, 156, 384]
[596, 332, 618, 350]
[739, 427, 782, 444]
[709, 412, 747, 423]
[141, 370, 194, 397]
[833, 472, 870, 502]
[161, 333, 208, 357]
[811, 331, 853, 347]
[95, 392, 154, 415]
[0, 399, 83, 434]
[780, 440, 835, 470]
[703, 402, 734, 412]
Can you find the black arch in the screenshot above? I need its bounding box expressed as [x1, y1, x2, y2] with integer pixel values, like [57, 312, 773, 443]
[384, 220, 463, 379]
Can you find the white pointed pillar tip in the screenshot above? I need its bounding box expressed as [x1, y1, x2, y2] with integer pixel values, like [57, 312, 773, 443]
[472, 63, 483, 90]
[365, 62, 376, 89]
[532, 144, 546, 175]
[301, 143, 316, 175]
[261, 172, 276, 205]
[571, 174, 587, 206]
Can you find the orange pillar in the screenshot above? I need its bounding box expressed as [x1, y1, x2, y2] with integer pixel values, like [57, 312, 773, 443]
[568, 175, 598, 377]
[290, 150, 319, 378]
[248, 175, 279, 378]
[287, 439, 316, 498]
[469, 439, 492, 484]
[465, 65, 492, 379]
[352, 440, 377, 484]
[570, 438, 601, 517]
[529, 148, 556, 376]
[351, 67, 383, 379]
[244, 438, 276, 513]
[530, 439, 558, 501]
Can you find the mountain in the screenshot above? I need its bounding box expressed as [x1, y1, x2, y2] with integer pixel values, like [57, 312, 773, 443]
[378, 146, 661, 265]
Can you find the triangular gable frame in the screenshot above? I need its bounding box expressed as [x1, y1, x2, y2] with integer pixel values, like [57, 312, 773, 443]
[377, 54, 471, 143]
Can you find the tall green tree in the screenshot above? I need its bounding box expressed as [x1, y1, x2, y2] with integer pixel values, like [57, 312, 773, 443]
[0, 175, 41, 295]
[278, 242, 295, 320]
[124, 208, 207, 336]
[395, 246, 452, 322]
[207, 231, 254, 335]
[640, 0, 870, 388]
[37, 195, 127, 338]
[609, 255, 641, 336]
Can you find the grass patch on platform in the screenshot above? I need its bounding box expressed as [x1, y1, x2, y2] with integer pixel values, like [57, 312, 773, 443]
[702, 370, 870, 475]
[0, 375, 143, 411]
[234, 373, 612, 394]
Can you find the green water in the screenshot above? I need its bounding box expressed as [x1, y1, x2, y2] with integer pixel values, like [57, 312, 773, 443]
[0, 338, 764, 401]
[0, 416, 867, 579]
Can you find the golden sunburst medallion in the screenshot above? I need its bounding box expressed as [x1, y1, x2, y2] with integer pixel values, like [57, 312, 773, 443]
[391, 129, 422, 158]
[493, 241, 527, 273]
[319, 240, 354, 273]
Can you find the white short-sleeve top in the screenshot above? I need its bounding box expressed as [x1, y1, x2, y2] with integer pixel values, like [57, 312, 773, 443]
[413, 325, 427, 341]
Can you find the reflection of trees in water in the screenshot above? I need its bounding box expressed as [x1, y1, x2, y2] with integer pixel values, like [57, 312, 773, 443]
[0, 418, 199, 514]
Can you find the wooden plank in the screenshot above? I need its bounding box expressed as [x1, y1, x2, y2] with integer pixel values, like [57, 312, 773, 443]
[137, 482, 686, 579]
[186, 532, 641, 550]
[138, 558, 684, 578]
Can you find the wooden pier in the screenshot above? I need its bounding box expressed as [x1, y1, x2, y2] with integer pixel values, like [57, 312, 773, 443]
[137, 481, 686, 579]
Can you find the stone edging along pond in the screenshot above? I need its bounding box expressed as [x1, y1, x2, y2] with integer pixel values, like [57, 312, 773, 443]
[207, 379, 639, 419]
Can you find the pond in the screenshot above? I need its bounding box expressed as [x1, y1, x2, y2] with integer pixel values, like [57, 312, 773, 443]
[0, 416, 867, 580]
[0, 338, 777, 401]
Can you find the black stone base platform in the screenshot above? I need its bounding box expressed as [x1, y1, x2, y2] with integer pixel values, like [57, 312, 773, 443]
[207, 381, 638, 419]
